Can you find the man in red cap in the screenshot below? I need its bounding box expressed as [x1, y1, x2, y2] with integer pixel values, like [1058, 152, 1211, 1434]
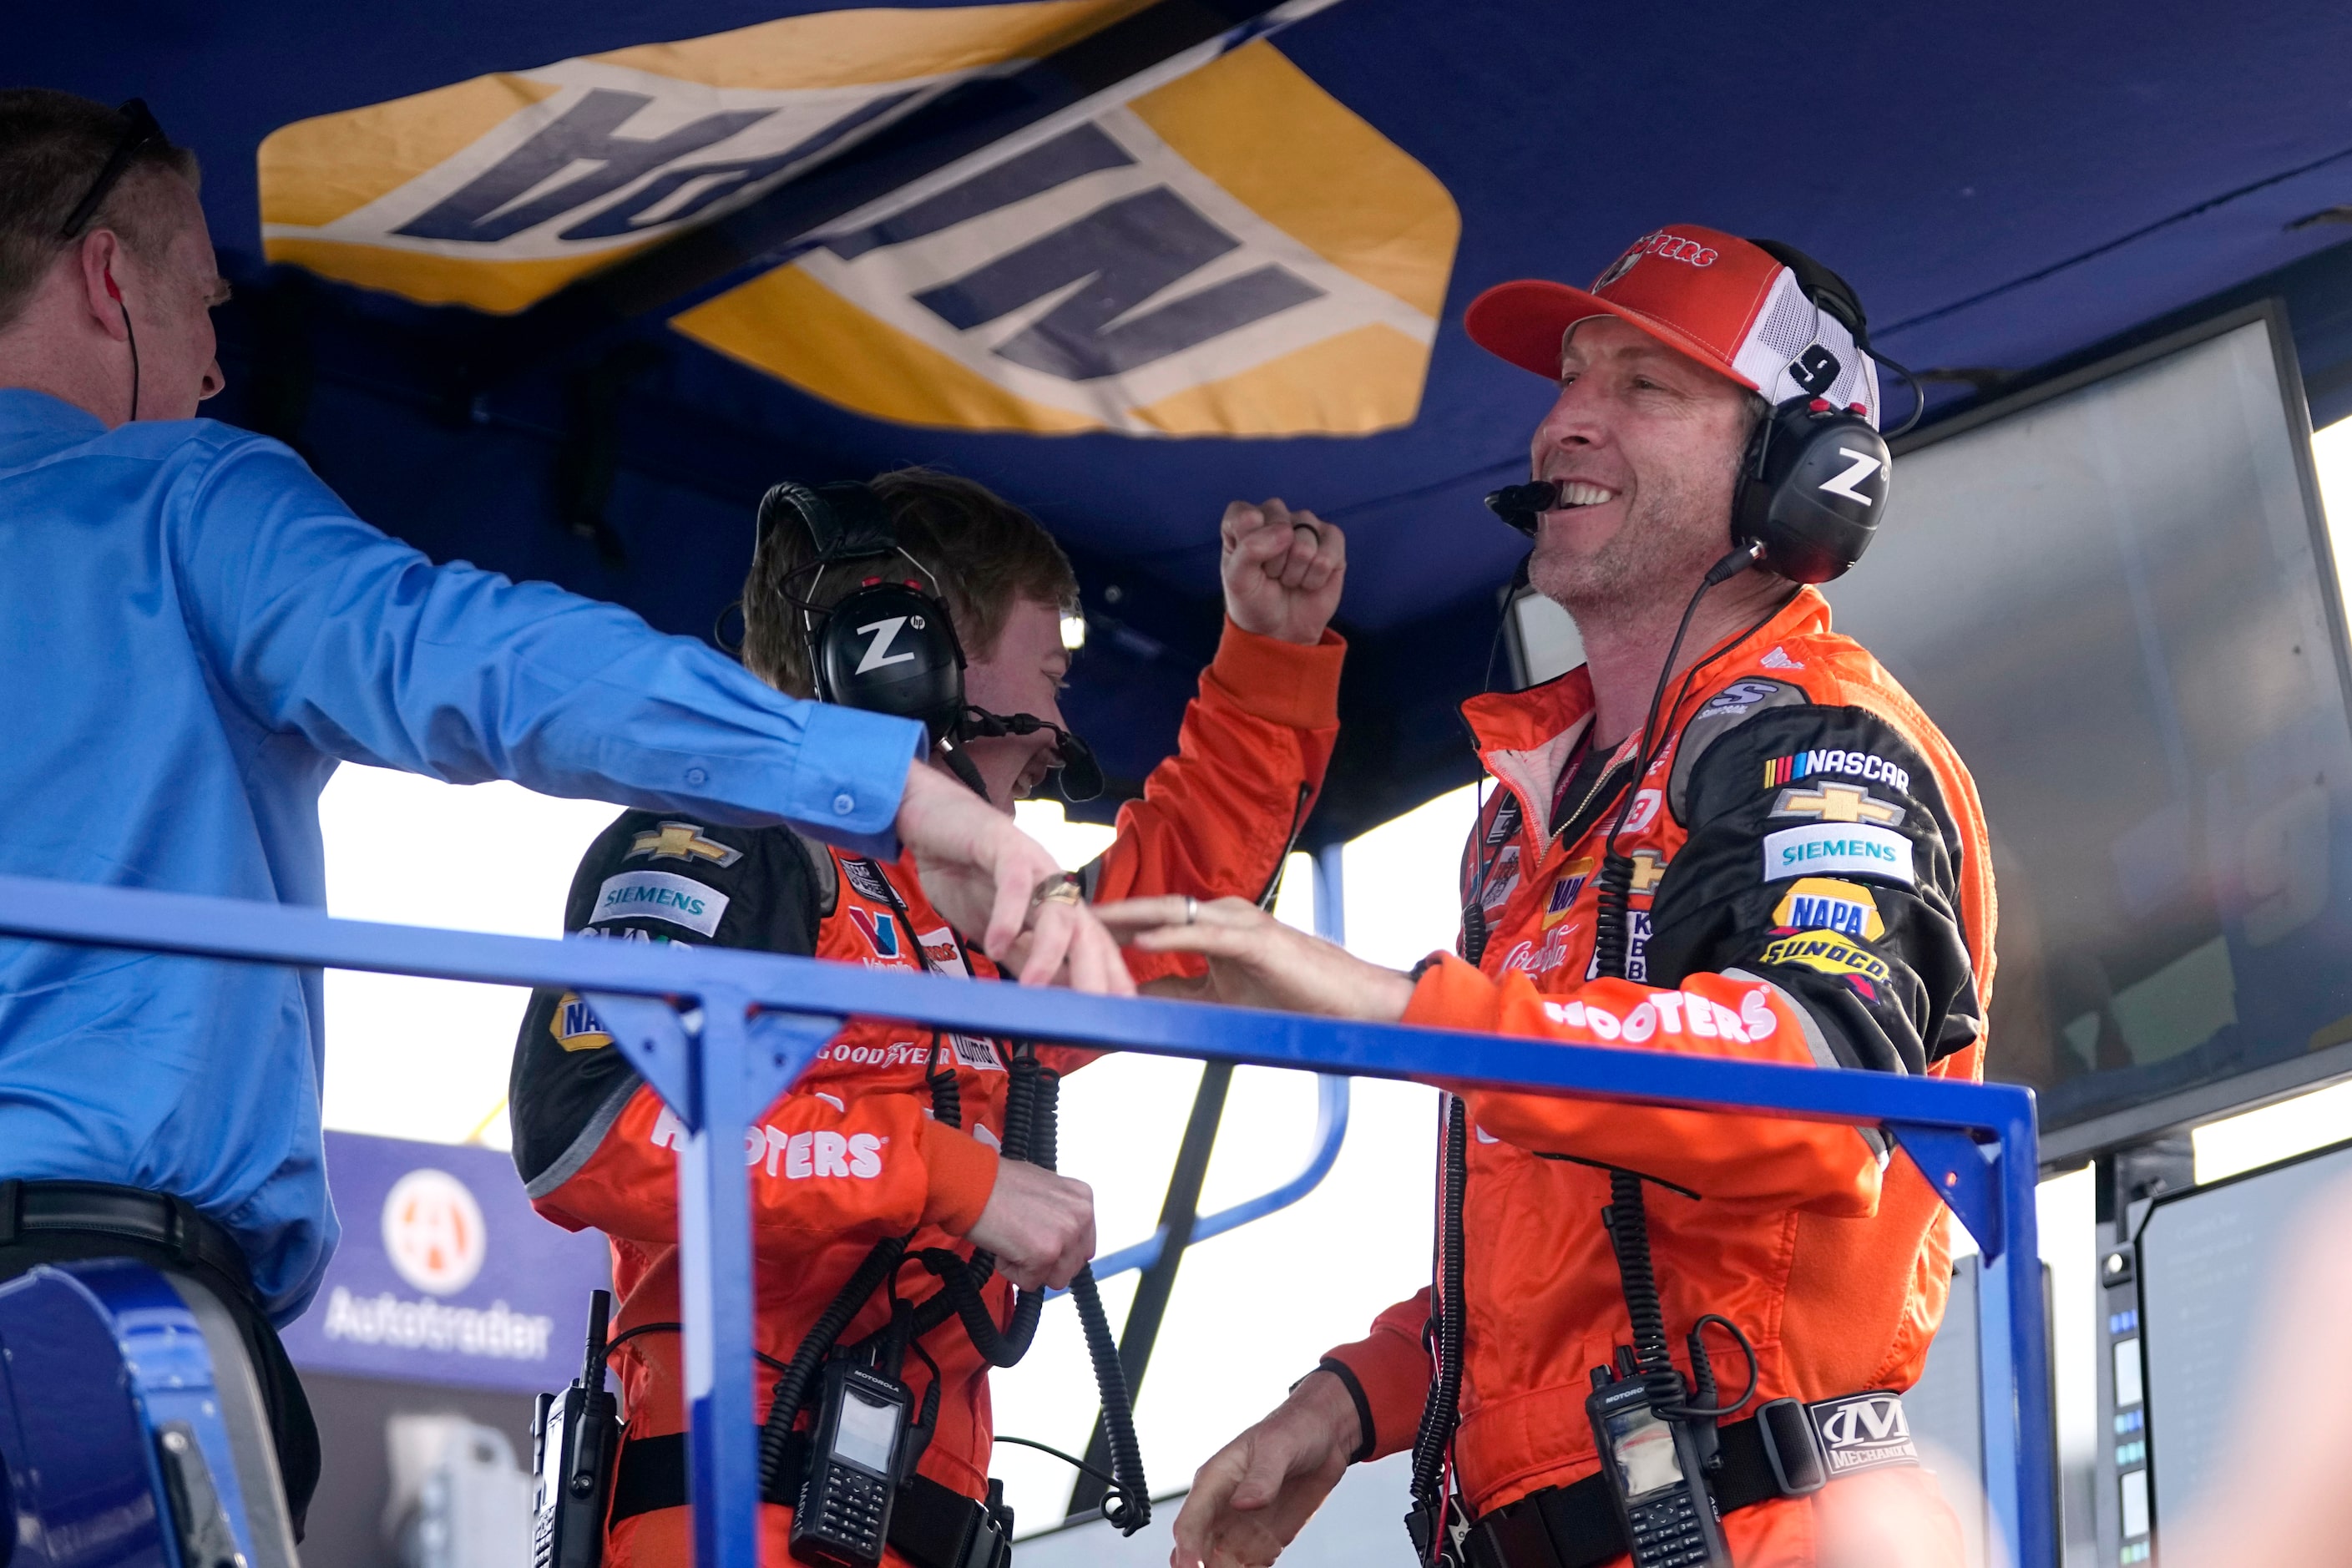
[1107, 225, 1997, 1568]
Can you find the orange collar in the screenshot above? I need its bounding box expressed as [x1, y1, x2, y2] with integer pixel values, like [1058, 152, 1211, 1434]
[1459, 584, 1830, 809]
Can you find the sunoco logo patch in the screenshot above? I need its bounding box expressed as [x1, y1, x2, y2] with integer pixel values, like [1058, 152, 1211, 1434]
[257, 4, 1456, 437]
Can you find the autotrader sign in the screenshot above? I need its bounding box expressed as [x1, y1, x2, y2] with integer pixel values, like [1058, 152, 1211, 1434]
[281, 1131, 609, 1393]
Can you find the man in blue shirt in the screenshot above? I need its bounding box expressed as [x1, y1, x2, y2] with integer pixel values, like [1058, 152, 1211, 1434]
[0, 90, 1129, 1528]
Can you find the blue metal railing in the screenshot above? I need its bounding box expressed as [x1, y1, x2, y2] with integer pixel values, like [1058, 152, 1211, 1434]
[0, 873, 2054, 1568]
[1058, 1071, 1348, 1296]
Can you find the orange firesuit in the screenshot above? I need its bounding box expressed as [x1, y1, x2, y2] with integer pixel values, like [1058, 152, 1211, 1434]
[1322, 587, 1995, 1566]
[508, 620, 1341, 1565]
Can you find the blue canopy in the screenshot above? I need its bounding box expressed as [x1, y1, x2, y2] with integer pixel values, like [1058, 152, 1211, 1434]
[23, 0, 2352, 842]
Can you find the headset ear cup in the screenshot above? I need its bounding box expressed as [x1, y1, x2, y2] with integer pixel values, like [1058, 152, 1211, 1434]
[1734, 402, 1889, 584]
[814, 581, 966, 737]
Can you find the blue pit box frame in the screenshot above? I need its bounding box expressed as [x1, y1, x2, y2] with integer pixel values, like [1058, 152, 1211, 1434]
[0, 873, 2053, 1568]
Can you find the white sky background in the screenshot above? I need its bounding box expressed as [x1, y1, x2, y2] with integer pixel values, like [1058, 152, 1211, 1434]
[318, 417, 2352, 1530]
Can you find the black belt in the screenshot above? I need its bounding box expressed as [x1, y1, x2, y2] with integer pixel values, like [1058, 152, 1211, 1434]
[610, 1430, 1011, 1568]
[1466, 1392, 1920, 1568]
[0, 1180, 258, 1304]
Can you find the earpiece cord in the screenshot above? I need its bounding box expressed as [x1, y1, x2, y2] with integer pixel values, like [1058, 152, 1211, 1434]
[1874, 350, 1929, 438]
[119, 296, 139, 424]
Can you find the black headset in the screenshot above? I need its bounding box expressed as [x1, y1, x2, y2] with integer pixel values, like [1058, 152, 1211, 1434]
[1485, 239, 1920, 585]
[756, 479, 1104, 802]
[761, 480, 970, 735]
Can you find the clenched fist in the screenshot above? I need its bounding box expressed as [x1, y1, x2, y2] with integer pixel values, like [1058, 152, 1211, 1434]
[1222, 498, 1346, 646]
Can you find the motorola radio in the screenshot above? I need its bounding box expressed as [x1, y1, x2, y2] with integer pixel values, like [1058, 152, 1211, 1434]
[1585, 1353, 1732, 1568]
[790, 1355, 915, 1567]
[534, 1289, 622, 1568]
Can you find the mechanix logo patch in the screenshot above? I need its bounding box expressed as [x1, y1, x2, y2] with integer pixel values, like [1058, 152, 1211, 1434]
[257, 6, 1455, 437]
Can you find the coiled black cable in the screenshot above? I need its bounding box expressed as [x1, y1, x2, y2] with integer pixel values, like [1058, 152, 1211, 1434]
[1601, 1171, 1685, 1414]
[1405, 1095, 1469, 1560]
[757, 1234, 908, 1493]
[924, 1033, 961, 1130]
[1067, 1263, 1149, 1531]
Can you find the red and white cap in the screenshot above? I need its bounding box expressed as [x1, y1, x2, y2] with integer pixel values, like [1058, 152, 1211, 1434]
[1464, 225, 1881, 429]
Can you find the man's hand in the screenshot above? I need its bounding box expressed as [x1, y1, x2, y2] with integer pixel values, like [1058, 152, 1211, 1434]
[964, 1158, 1096, 1291]
[897, 763, 1135, 995]
[1094, 897, 1413, 1021]
[1171, 1370, 1362, 1568]
[1222, 499, 1346, 646]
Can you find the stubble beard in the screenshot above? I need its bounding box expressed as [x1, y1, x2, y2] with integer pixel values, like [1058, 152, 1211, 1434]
[1528, 477, 1728, 624]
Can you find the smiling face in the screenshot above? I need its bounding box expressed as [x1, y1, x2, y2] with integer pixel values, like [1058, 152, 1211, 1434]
[959, 596, 1074, 812]
[1525, 314, 1759, 616]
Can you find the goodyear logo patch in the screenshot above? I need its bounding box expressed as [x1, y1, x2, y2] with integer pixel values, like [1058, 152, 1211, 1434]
[1772, 878, 1883, 942]
[257, 5, 1456, 438]
[589, 870, 728, 936]
[550, 992, 613, 1052]
[1759, 931, 1894, 984]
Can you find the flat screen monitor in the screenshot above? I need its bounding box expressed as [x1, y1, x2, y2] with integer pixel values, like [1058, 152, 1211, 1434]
[1820, 301, 2352, 1161]
[2133, 1136, 2352, 1539]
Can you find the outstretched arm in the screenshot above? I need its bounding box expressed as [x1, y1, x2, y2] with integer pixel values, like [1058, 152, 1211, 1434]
[176, 435, 1127, 991]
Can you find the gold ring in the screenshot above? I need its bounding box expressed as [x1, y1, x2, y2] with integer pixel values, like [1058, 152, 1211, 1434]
[1030, 873, 1083, 909]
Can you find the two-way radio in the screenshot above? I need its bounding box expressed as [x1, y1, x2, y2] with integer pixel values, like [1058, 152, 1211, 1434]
[533, 1290, 622, 1568]
[1586, 1352, 1732, 1568]
[791, 1357, 918, 1567]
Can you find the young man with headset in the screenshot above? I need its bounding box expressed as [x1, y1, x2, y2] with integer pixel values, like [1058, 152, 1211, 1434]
[1104, 227, 1998, 1568]
[509, 468, 1348, 1566]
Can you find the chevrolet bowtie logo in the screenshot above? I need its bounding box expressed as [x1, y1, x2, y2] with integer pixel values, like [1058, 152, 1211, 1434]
[1628, 849, 1668, 895]
[1773, 781, 1904, 827]
[628, 822, 742, 868]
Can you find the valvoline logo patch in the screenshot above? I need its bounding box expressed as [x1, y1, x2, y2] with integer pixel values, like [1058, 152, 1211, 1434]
[846, 906, 901, 959]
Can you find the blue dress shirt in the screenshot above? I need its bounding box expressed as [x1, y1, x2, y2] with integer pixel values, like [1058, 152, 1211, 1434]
[0, 390, 926, 1323]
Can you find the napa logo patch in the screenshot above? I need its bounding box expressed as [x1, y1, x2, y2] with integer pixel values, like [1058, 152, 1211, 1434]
[846, 906, 902, 959]
[1772, 878, 1883, 942]
[1543, 857, 1595, 928]
[257, 6, 1454, 438]
[549, 992, 613, 1052]
[589, 870, 728, 936]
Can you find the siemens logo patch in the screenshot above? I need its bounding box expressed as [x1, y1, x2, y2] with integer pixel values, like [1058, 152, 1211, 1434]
[589, 870, 729, 937]
[1762, 823, 1914, 886]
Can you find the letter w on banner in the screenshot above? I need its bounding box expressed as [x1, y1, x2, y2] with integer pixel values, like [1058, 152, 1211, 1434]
[256, 1, 1458, 437]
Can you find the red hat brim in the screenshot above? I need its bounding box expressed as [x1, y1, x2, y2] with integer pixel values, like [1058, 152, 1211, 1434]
[1462, 278, 1763, 394]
